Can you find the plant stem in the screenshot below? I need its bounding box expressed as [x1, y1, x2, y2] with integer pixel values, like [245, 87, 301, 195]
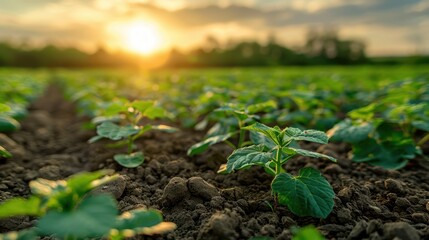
[418, 133, 429, 146]
[224, 140, 237, 150]
[238, 128, 246, 148]
[275, 146, 282, 175]
[127, 137, 133, 154]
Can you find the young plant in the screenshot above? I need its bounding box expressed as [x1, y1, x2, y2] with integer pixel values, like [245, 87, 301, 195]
[0, 170, 176, 240]
[219, 122, 337, 218]
[90, 99, 177, 168]
[187, 100, 277, 156]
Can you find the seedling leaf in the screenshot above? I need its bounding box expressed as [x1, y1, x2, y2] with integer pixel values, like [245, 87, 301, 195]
[272, 168, 335, 218]
[113, 208, 176, 237]
[285, 128, 329, 144]
[114, 152, 144, 168]
[97, 122, 140, 140]
[37, 194, 118, 238]
[243, 122, 281, 145]
[0, 146, 12, 158]
[222, 145, 273, 173]
[288, 147, 337, 162]
[0, 197, 41, 218]
[327, 119, 375, 143]
[151, 124, 178, 133]
[187, 134, 231, 156]
[292, 225, 325, 240]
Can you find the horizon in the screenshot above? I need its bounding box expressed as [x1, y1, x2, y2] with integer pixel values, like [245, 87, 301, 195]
[1, 0, 428, 57]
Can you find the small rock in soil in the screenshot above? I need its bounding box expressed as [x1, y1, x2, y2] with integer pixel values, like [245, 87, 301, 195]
[384, 178, 404, 194]
[187, 177, 219, 201]
[383, 222, 420, 240]
[366, 219, 382, 234]
[411, 212, 428, 223]
[337, 208, 353, 223]
[260, 224, 276, 236]
[338, 187, 353, 201]
[38, 165, 61, 179]
[323, 164, 343, 174]
[161, 177, 189, 207]
[426, 202, 429, 212]
[209, 196, 225, 209]
[396, 197, 412, 208]
[197, 211, 240, 240]
[90, 175, 126, 199]
[145, 174, 157, 185]
[281, 216, 296, 226]
[348, 220, 368, 240]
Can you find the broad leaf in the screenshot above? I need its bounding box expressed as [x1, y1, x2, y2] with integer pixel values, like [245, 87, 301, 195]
[327, 119, 375, 143]
[292, 226, 325, 240]
[287, 147, 337, 162]
[0, 145, 12, 158]
[243, 122, 281, 145]
[112, 208, 176, 237]
[272, 168, 335, 218]
[97, 122, 139, 140]
[246, 100, 277, 114]
[250, 131, 276, 149]
[187, 134, 231, 156]
[144, 106, 166, 119]
[412, 121, 429, 132]
[222, 145, 273, 173]
[114, 152, 144, 168]
[285, 127, 329, 144]
[0, 197, 41, 218]
[67, 170, 115, 196]
[0, 103, 11, 113]
[131, 100, 153, 113]
[352, 139, 417, 169]
[37, 195, 118, 238]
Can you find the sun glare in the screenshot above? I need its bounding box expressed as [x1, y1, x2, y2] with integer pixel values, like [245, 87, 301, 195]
[121, 21, 162, 55]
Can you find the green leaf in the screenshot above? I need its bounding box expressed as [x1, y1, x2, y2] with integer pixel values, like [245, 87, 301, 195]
[352, 138, 417, 169]
[0, 103, 11, 113]
[29, 178, 67, 197]
[96, 122, 140, 140]
[37, 195, 118, 238]
[287, 147, 337, 162]
[327, 119, 375, 143]
[144, 106, 166, 119]
[250, 131, 276, 149]
[187, 134, 231, 156]
[0, 145, 12, 158]
[222, 145, 273, 173]
[131, 100, 153, 113]
[246, 100, 277, 114]
[272, 168, 335, 218]
[243, 122, 281, 145]
[88, 135, 104, 144]
[412, 121, 429, 132]
[292, 226, 325, 240]
[348, 103, 378, 121]
[0, 197, 41, 218]
[67, 170, 115, 196]
[114, 152, 144, 168]
[112, 208, 176, 237]
[285, 127, 329, 144]
[104, 102, 128, 116]
[0, 116, 21, 133]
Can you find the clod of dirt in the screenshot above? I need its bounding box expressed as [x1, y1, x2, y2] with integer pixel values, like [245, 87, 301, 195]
[38, 165, 61, 180]
[187, 177, 220, 201]
[90, 175, 126, 199]
[411, 212, 429, 223]
[426, 202, 429, 212]
[337, 187, 353, 201]
[197, 211, 240, 240]
[384, 178, 404, 194]
[337, 208, 352, 223]
[383, 222, 420, 240]
[395, 197, 411, 208]
[161, 177, 190, 207]
[348, 220, 367, 240]
[366, 219, 382, 235]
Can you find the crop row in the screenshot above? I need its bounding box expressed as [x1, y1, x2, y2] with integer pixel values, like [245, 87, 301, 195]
[0, 67, 428, 239]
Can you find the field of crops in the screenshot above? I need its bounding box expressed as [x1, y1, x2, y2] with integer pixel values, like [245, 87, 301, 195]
[0, 66, 428, 240]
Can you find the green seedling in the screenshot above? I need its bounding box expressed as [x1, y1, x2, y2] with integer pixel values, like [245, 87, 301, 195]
[89, 99, 177, 168]
[0, 145, 11, 158]
[219, 122, 337, 218]
[0, 170, 176, 240]
[187, 100, 277, 156]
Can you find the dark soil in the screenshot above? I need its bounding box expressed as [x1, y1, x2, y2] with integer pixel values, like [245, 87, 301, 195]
[1, 85, 429, 240]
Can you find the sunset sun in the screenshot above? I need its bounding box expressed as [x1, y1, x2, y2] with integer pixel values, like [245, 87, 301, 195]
[120, 21, 162, 55]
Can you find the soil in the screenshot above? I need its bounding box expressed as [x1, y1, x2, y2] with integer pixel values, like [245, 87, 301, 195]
[1, 85, 429, 240]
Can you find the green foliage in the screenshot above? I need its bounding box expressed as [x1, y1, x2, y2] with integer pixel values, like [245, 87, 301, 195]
[0, 145, 12, 158]
[292, 225, 325, 240]
[90, 100, 177, 168]
[221, 122, 336, 218]
[0, 171, 176, 239]
[188, 101, 277, 156]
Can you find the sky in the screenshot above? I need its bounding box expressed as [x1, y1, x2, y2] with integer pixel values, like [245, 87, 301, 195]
[0, 0, 428, 56]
